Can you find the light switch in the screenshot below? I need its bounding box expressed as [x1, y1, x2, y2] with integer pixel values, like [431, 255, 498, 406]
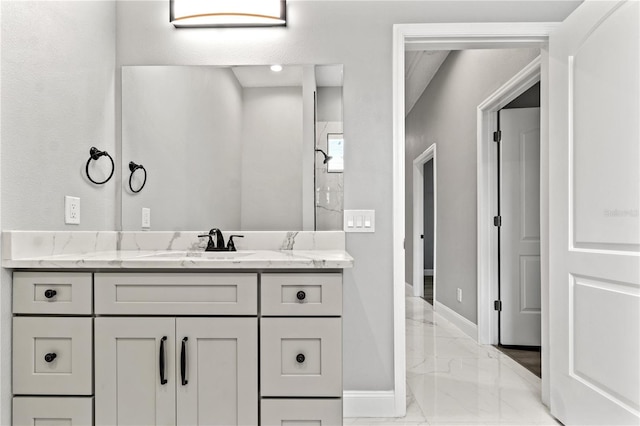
[344, 210, 375, 233]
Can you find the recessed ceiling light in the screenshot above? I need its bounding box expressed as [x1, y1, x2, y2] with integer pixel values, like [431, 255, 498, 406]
[270, 65, 283, 72]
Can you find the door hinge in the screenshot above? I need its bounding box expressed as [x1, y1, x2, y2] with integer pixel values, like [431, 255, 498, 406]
[493, 216, 502, 227]
[494, 300, 502, 311]
[493, 130, 502, 142]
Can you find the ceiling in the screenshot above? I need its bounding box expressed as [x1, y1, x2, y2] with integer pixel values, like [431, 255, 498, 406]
[405, 50, 450, 116]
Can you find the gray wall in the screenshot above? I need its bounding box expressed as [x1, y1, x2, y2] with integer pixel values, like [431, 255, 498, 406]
[1, 1, 116, 230]
[405, 48, 541, 323]
[317, 87, 343, 122]
[121, 66, 243, 231]
[240, 87, 303, 230]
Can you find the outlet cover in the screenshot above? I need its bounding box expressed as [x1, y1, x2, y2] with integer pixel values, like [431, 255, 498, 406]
[65, 196, 80, 225]
[142, 208, 151, 229]
[457, 288, 462, 303]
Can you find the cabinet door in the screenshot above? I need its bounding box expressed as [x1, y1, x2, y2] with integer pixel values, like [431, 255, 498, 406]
[95, 317, 175, 426]
[176, 318, 258, 426]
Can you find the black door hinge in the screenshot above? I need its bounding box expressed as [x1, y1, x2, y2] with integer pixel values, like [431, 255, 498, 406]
[494, 300, 502, 311]
[493, 216, 502, 227]
[493, 131, 502, 142]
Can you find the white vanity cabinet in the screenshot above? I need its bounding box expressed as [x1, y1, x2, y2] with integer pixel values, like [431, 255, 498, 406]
[11, 269, 343, 426]
[95, 317, 258, 426]
[260, 273, 343, 424]
[12, 272, 94, 426]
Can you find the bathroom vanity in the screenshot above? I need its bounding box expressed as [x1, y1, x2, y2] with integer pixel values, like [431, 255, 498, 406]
[4, 232, 353, 426]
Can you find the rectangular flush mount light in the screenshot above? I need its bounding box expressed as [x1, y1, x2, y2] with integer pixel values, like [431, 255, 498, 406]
[170, 0, 286, 28]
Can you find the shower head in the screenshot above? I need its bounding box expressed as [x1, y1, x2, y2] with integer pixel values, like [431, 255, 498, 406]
[315, 148, 332, 164]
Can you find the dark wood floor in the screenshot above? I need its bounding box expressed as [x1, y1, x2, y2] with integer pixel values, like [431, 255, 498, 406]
[495, 345, 541, 378]
[422, 275, 433, 305]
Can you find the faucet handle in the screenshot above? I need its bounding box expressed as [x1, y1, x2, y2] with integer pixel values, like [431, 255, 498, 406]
[197, 233, 215, 250]
[227, 235, 244, 252]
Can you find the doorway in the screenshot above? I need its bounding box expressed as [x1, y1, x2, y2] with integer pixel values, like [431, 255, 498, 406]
[412, 144, 437, 305]
[494, 83, 542, 377]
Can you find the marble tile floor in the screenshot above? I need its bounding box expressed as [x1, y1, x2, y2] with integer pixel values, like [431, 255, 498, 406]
[344, 291, 560, 426]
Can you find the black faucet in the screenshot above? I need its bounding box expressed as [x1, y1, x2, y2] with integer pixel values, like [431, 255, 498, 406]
[197, 229, 244, 251]
[198, 228, 225, 251]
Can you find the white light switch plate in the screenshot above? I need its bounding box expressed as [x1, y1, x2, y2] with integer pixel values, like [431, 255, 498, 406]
[344, 210, 375, 233]
[65, 196, 80, 225]
[141, 208, 151, 229]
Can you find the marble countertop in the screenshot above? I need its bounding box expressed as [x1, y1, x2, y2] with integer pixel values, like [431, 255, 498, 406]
[2, 249, 354, 269]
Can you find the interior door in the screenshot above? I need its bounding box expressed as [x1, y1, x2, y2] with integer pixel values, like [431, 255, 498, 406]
[549, 1, 640, 424]
[500, 107, 541, 346]
[176, 318, 258, 425]
[95, 317, 176, 426]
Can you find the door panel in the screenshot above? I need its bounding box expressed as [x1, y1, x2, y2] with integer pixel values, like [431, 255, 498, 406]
[549, 0, 640, 423]
[500, 107, 541, 346]
[176, 318, 258, 426]
[95, 317, 176, 426]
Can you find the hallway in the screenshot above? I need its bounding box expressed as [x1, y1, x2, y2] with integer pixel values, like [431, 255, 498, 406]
[345, 291, 559, 425]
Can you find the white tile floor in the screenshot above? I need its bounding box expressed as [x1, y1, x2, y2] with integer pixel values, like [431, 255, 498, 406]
[344, 292, 560, 426]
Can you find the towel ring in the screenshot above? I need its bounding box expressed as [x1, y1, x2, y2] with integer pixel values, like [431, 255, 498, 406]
[129, 161, 147, 193]
[85, 147, 114, 185]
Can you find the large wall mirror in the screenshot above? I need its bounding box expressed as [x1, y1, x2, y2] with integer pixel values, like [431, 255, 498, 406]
[121, 64, 343, 231]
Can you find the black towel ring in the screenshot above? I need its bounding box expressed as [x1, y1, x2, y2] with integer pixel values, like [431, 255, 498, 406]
[85, 147, 114, 185]
[129, 161, 147, 193]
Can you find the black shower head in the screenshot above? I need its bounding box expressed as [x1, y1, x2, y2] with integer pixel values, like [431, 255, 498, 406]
[315, 148, 332, 164]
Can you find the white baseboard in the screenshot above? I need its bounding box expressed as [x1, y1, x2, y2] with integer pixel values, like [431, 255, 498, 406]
[343, 390, 398, 418]
[434, 301, 478, 341]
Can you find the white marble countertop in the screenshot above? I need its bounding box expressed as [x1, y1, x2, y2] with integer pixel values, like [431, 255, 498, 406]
[2, 249, 354, 269]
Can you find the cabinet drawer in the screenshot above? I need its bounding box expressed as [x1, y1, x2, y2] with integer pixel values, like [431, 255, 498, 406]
[261, 398, 342, 425]
[261, 318, 341, 397]
[95, 273, 257, 315]
[261, 273, 342, 316]
[13, 396, 93, 426]
[13, 272, 92, 315]
[13, 317, 93, 395]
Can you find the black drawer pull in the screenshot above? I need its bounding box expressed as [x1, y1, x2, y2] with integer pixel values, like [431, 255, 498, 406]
[296, 291, 306, 301]
[44, 289, 57, 299]
[181, 337, 188, 386]
[296, 353, 305, 364]
[159, 336, 168, 385]
[44, 353, 57, 363]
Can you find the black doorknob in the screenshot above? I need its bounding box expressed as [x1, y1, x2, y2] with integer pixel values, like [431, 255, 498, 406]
[44, 289, 57, 299]
[44, 353, 57, 363]
[296, 291, 306, 301]
[296, 353, 305, 363]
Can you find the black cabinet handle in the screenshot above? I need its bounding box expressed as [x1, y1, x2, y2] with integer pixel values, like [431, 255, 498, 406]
[44, 353, 57, 363]
[296, 353, 305, 363]
[44, 289, 57, 299]
[181, 337, 188, 386]
[296, 291, 306, 301]
[159, 336, 168, 385]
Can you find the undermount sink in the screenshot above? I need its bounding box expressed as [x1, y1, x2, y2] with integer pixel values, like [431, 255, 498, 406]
[143, 251, 256, 259]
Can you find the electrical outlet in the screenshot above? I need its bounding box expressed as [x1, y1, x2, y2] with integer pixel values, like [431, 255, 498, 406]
[457, 288, 463, 303]
[65, 196, 80, 225]
[142, 208, 151, 229]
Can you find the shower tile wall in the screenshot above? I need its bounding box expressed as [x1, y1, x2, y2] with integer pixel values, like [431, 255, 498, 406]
[316, 121, 344, 231]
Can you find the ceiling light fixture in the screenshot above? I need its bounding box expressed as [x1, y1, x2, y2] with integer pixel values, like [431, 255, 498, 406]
[270, 65, 283, 72]
[170, 0, 287, 28]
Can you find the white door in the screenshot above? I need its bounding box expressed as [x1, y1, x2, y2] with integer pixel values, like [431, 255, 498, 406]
[95, 317, 176, 426]
[500, 107, 541, 346]
[176, 318, 258, 426]
[549, 1, 640, 424]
